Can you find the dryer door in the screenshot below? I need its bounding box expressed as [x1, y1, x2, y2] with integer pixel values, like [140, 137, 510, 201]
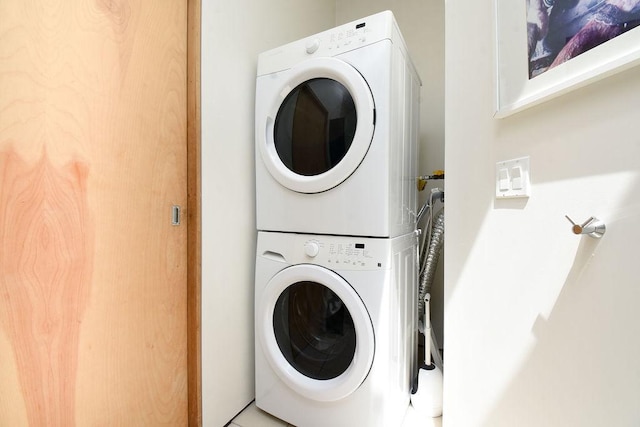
[259, 57, 375, 194]
[258, 264, 374, 402]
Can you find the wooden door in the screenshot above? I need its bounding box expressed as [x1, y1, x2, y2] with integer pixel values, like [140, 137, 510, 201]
[0, 1, 188, 425]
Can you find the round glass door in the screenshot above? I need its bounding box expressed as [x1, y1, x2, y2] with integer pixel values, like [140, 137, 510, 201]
[259, 57, 375, 194]
[273, 281, 356, 380]
[258, 265, 374, 402]
[273, 78, 357, 177]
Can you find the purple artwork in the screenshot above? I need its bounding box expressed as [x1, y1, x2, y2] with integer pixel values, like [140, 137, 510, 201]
[527, 0, 640, 78]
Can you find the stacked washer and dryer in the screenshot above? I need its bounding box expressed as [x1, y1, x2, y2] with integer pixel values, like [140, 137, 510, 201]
[254, 11, 422, 427]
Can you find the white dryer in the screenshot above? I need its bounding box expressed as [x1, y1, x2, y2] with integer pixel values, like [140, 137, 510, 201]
[255, 231, 418, 427]
[255, 11, 421, 238]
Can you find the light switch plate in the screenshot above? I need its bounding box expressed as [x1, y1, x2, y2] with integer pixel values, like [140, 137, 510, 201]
[496, 156, 530, 198]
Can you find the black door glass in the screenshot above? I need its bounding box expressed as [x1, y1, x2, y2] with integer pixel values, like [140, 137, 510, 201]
[273, 78, 357, 176]
[273, 281, 357, 380]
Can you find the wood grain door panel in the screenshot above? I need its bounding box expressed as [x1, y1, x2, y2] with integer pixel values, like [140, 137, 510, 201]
[0, 1, 188, 425]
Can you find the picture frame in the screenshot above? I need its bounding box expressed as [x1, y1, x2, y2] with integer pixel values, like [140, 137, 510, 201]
[494, 0, 640, 118]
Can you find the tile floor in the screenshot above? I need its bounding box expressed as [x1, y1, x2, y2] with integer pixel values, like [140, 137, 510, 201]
[229, 401, 442, 427]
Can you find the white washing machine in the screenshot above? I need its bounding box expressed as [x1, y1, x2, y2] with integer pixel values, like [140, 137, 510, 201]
[255, 231, 418, 427]
[255, 11, 421, 238]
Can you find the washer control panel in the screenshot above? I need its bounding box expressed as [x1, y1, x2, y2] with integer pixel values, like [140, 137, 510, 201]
[299, 235, 391, 271]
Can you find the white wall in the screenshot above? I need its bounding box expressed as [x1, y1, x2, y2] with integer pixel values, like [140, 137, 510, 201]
[335, 0, 446, 348]
[200, 2, 334, 425]
[445, 1, 640, 426]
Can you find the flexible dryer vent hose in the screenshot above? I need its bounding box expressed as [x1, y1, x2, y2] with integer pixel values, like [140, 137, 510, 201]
[418, 209, 444, 317]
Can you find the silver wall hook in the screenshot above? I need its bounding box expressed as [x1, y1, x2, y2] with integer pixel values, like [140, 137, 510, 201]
[565, 215, 606, 238]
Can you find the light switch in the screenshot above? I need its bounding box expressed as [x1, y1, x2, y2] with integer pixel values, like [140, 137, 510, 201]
[498, 168, 510, 191]
[510, 166, 523, 190]
[495, 156, 530, 198]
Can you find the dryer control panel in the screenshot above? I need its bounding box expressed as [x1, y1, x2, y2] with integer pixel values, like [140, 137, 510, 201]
[257, 10, 401, 76]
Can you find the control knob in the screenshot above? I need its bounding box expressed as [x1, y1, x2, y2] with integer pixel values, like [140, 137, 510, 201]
[305, 38, 320, 54]
[304, 241, 320, 257]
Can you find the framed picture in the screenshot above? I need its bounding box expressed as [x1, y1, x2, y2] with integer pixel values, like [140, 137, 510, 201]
[495, 0, 640, 118]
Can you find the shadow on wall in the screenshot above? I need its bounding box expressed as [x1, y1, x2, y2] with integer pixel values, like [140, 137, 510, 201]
[480, 179, 640, 426]
[440, 54, 640, 425]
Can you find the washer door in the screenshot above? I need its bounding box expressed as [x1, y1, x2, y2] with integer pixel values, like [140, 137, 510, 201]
[258, 264, 375, 402]
[259, 57, 375, 194]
